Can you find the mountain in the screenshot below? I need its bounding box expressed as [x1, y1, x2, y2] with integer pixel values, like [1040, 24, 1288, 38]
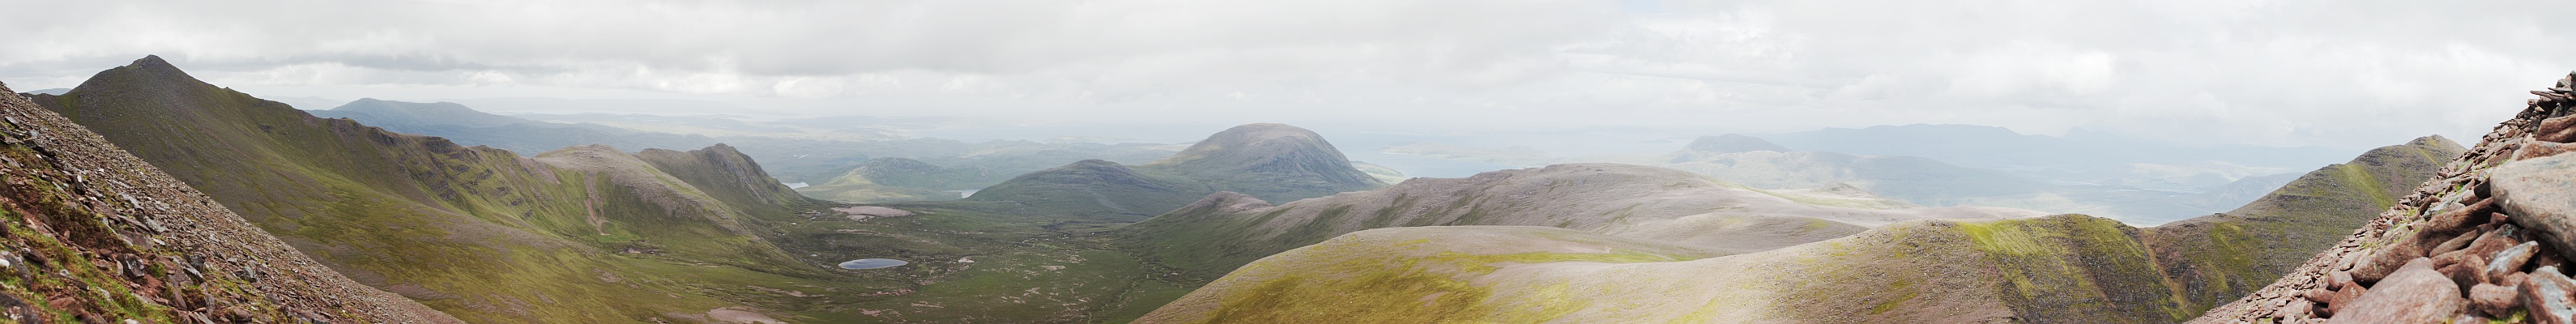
[24, 56, 844, 322]
[966, 123, 1388, 219]
[22, 87, 69, 95]
[0, 81, 457, 322]
[2141, 135, 2460, 311]
[308, 98, 728, 156]
[309, 98, 1186, 198]
[1683, 134, 1791, 153]
[1136, 136, 2459, 322]
[1759, 124, 2354, 170]
[795, 157, 1000, 202]
[2200, 72, 2576, 322]
[1118, 163, 2045, 279]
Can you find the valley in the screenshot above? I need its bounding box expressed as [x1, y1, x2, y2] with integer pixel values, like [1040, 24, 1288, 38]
[0, 54, 2538, 324]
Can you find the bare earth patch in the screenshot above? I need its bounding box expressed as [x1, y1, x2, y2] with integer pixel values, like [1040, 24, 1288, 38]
[706, 307, 784, 324]
[836, 206, 918, 220]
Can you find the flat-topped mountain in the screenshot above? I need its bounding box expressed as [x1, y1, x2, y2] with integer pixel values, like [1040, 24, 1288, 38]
[966, 123, 1388, 219]
[0, 78, 458, 323]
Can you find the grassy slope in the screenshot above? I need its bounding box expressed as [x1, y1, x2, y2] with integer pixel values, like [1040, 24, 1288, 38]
[1138, 138, 2462, 323]
[25, 57, 862, 322]
[2137, 135, 2461, 313]
[1143, 215, 2195, 323]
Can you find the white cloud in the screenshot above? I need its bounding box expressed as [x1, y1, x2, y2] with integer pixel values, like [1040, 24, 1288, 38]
[0, 0, 2567, 147]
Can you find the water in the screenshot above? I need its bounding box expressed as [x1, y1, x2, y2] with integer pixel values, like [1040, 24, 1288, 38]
[783, 181, 809, 189]
[950, 189, 980, 198]
[838, 258, 909, 270]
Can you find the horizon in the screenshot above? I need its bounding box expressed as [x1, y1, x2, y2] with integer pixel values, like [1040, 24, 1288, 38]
[6, 0, 2568, 150]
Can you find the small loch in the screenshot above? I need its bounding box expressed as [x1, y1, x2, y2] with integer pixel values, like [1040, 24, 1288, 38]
[838, 258, 909, 270]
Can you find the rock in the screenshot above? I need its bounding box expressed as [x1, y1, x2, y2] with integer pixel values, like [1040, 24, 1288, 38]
[2282, 297, 2318, 318]
[2328, 271, 2356, 291]
[2541, 115, 2576, 143]
[2325, 282, 2368, 316]
[2353, 241, 2429, 284]
[2464, 225, 2523, 261]
[2497, 155, 2576, 257]
[2527, 266, 2576, 324]
[2442, 257, 2488, 289]
[2327, 258, 2464, 323]
[2422, 198, 2497, 239]
[2492, 241, 2542, 283]
[2432, 231, 2480, 256]
[2519, 141, 2576, 160]
[2470, 284, 2519, 316]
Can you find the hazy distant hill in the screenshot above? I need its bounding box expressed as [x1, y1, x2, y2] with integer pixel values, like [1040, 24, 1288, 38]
[308, 98, 1182, 201]
[1119, 163, 2043, 279]
[1138, 137, 2457, 323]
[966, 123, 1388, 219]
[26, 56, 840, 322]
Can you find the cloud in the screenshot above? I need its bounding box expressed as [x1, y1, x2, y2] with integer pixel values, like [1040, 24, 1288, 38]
[1, 0, 2566, 147]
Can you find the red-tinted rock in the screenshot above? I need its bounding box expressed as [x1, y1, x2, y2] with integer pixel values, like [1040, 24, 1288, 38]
[2500, 155, 2576, 256]
[2492, 241, 2542, 283]
[2524, 266, 2576, 324]
[2432, 232, 2480, 257]
[2353, 242, 2428, 284]
[2470, 284, 2520, 316]
[2327, 258, 2464, 324]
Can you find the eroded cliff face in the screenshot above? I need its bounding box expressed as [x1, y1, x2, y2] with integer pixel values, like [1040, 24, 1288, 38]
[2197, 71, 2576, 322]
[0, 79, 457, 322]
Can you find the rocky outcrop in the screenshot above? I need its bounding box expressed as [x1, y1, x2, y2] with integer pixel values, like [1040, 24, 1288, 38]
[0, 79, 457, 322]
[2197, 71, 2576, 322]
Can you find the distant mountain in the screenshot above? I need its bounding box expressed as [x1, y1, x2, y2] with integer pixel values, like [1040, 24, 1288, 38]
[966, 123, 1387, 219]
[1758, 124, 2354, 170]
[25, 56, 837, 322]
[308, 98, 729, 156]
[1137, 138, 2455, 322]
[1592, 134, 2258, 223]
[1118, 163, 2043, 279]
[795, 157, 1002, 202]
[22, 87, 69, 95]
[1684, 134, 1791, 153]
[307, 98, 1184, 199]
[0, 80, 458, 322]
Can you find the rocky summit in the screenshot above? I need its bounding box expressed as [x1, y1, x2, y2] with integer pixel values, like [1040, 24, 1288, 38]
[2199, 71, 2576, 323]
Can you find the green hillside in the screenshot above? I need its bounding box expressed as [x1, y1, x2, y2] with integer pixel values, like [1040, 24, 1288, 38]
[966, 123, 1388, 220]
[26, 56, 850, 323]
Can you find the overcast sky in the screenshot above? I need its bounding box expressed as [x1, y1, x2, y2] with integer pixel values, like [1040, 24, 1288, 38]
[2, 0, 2569, 148]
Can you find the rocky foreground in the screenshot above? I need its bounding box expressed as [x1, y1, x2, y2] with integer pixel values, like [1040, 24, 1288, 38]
[0, 82, 456, 322]
[2199, 72, 2576, 322]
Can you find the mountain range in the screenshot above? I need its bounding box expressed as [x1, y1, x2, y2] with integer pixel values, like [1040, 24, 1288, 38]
[963, 123, 1391, 220]
[1134, 135, 2458, 322]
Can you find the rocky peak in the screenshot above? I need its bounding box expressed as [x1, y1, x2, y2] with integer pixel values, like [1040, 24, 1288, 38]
[1685, 134, 1791, 153]
[2202, 71, 2576, 322]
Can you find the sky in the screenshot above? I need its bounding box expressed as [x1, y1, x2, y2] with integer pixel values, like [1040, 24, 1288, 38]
[2, 0, 2570, 149]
